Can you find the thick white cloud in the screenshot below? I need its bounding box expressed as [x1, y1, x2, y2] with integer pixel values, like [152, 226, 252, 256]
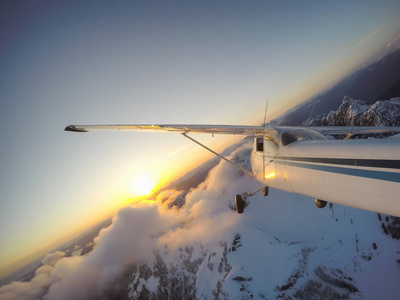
[0, 144, 255, 300]
[45, 204, 173, 300]
[41, 251, 65, 267]
[159, 144, 258, 248]
[0, 252, 67, 300]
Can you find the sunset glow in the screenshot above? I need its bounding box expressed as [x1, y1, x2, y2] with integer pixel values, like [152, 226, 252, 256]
[129, 173, 157, 197]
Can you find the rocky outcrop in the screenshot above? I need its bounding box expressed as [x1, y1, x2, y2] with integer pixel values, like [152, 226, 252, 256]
[304, 96, 400, 127]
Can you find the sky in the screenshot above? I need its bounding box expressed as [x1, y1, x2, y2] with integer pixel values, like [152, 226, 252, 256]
[0, 0, 399, 279]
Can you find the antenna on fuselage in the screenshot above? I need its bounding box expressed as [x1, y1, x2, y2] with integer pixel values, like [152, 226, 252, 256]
[263, 100, 268, 127]
[307, 100, 317, 126]
[262, 100, 268, 177]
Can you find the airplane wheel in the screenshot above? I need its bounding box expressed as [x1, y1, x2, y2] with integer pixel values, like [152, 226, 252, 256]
[315, 198, 327, 209]
[263, 186, 269, 197]
[235, 194, 245, 214]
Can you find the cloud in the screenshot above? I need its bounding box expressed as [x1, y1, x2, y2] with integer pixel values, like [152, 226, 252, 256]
[41, 251, 65, 267]
[44, 204, 172, 300]
[0, 252, 67, 300]
[158, 143, 258, 247]
[0, 205, 170, 300]
[0, 143, 255, 300]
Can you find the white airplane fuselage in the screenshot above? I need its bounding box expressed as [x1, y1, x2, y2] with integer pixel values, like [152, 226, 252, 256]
[251, 133, 400, 216]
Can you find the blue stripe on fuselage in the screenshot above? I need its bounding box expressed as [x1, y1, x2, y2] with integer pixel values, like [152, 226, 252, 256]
[275, 160, 400, 183]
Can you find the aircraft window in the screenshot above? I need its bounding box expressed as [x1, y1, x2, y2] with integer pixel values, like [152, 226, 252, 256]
[264, 138, 278, 152]
[307, 130, 328, 140]
[281, 132, 298, 146]
[281, 129, 326, 146]
[256, 137, 263, 152]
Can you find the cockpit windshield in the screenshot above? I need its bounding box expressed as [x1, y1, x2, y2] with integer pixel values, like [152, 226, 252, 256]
[281, 129, 327, 146]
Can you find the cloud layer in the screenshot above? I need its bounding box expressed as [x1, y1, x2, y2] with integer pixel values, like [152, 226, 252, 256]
[0, 143, 255, 300]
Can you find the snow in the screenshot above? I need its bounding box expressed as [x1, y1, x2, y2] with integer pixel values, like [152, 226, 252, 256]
[306, 96, 400, 127]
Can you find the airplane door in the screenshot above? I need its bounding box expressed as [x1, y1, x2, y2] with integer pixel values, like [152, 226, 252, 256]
[263, 137, 278, 184]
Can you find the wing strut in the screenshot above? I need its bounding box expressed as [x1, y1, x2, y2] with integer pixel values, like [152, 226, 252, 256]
[181, 133, 256, 178]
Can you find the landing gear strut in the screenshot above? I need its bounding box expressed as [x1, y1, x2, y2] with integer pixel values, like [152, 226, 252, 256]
[181, 132, 263, 215]
[235, 186, 269, 214]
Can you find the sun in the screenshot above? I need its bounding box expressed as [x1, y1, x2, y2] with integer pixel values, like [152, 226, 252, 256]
[129, 173, 156, 197]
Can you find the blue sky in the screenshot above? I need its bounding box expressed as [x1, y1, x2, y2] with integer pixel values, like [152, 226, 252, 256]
[0, 0, 399, 278]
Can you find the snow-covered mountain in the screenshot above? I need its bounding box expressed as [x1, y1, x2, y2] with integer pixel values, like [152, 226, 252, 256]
[1, 99, 399, 300]
[304, 96, 400, 127]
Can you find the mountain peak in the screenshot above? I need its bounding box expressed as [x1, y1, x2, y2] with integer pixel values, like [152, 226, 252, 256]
[305, 97, 400, 127]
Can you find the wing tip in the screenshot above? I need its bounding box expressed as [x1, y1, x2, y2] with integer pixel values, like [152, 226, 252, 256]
[65, 125, 88, 132]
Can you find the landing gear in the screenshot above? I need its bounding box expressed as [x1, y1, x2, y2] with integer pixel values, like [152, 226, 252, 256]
[315, 198, 327, 209]
[235, 186, 269, 214]
[235, 194, 246, 214]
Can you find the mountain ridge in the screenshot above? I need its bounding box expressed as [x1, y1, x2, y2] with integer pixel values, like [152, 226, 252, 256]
[274, 49, 400, 126]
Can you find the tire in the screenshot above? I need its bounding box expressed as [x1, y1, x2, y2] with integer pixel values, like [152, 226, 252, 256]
[263, 187, 269, 197]
[315, 198, 327, 209]
[235, 194, 245, 214]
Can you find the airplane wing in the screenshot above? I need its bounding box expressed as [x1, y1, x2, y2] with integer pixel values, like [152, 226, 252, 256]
[65, 124, 276, 135]
[65, 124, 400, 136]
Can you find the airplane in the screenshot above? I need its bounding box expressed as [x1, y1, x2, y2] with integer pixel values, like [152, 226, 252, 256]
[65, 124, 400, 217]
